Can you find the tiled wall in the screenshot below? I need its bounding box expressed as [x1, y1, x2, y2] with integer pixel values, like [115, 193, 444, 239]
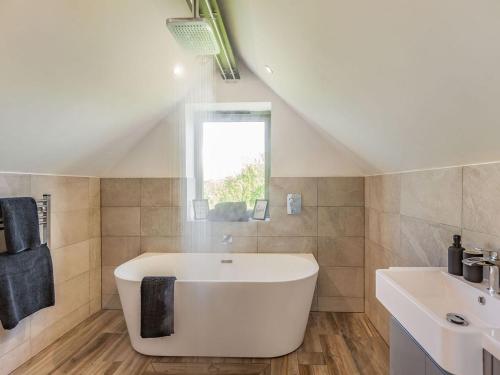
[100, 177, 365, 312]
[365, 163, 500, 343]
[0, 173, 101, 375]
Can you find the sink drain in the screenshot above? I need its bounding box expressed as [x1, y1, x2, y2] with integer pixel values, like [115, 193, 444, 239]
[446, 313, 469, 326]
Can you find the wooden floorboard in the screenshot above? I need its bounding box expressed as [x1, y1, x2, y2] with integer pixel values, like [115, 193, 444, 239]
[11, 311, 389, 375]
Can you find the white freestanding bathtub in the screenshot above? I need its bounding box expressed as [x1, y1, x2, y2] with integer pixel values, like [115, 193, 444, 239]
[115, 252, 318, 357]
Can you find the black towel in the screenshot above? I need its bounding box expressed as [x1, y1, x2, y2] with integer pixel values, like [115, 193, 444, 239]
[0, 197, 41, 254]
[140, 276, 176, 338]
[0, 244, 55, 330]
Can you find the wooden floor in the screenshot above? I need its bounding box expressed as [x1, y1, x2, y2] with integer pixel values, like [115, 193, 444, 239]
[13, 310, 389, 375]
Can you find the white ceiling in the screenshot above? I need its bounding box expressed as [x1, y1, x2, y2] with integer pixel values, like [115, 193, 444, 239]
[220, 0, 500, 173]
[2, 0, 500, 176]
[0, 0, 197, 176]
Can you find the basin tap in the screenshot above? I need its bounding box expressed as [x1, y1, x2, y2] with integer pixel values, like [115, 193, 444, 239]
[463, 250, 500, 295]
[221, 234, 233, 245]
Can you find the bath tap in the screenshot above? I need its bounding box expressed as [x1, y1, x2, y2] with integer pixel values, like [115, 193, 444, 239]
[463, 250, 500, 295]
[222, 234, 232, 245]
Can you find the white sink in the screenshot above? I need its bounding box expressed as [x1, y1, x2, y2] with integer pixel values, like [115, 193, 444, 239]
[376, 267, 500, 375]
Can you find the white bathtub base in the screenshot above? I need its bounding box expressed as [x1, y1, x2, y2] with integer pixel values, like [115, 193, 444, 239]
[115, 253, 318, 358]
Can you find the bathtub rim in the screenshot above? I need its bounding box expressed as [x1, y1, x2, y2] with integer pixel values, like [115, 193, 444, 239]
[114, 252, 319, 285]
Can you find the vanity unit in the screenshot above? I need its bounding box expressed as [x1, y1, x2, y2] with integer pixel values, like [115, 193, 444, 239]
[376, 267, 500, 375]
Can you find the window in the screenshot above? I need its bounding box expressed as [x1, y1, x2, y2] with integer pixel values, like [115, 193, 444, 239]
[194, 111, 270, 214]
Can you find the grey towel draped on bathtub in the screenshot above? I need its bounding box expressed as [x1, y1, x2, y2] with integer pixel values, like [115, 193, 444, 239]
[140, 276, 176, 338]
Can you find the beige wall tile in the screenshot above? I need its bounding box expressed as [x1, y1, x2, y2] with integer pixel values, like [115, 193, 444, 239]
[365, 240, 392, 311]
[190, 235, 214, 253]
[30, 303, 89, 357]
[0, 340, 31, 375]
[258, 236, 317, 255]
[400, 168, 462, 227]
[258, 207, 317, 236]
[101, 207, 140, 236]
[102, 236, 140, 266]
[318, 267, 364, 298]
[31, 175, 89, 212]
[51, 240, 90, 285]
[90, 267, 102, 301]
[89, 238, 101, 269]
[141, 178, 182, 207]
[318, 207, 364, 237]
[463, 164, 500, 236]
[141, 207, 182, 236]
[366, 295, 390, 342]
[462, 229, 500, 250]
[141, 236, 190, 253]
[182, 220, 212, 238]
[101, 266, 117, 295]
[317, 297, 364, 312]
[317, 237, 364, 267]
[366, 209, 400, 252]
[310, 293, 318, 312]
[211, 221, 258, 237]
[90, 298, 101, 315]
[89, 178, 100, 208]
[51, 210, 89, 249]
[210, 236, 257, 253]
[397, 215, 459, 267]
[88, 207, 101, 238]
[317, 177, 364, 207]
[0, 173, 30, 197]
[101, 178, 141, 207]
[0, 318, 30, 357]
[367, 174, 401, 213]
[102, 294, 122, 310]
[31, 272, 90, 337]
[269, 177, 317, 206]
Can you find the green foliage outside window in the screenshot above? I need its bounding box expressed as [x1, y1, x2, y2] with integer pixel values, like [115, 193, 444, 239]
[204, 155, 265, 209]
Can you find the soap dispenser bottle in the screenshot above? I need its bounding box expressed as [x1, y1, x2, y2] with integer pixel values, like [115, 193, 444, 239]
[448, 234, 464, 276]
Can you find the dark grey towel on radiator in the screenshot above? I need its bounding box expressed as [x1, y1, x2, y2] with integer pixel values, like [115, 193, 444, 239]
[0, 244, 55, 330]
[141, 276, 176, 338]
[0, 197, 41, 254]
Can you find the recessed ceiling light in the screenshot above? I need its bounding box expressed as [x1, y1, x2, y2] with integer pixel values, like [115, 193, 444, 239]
[173, 64, 184, 77]
[264, 65, 273, 74]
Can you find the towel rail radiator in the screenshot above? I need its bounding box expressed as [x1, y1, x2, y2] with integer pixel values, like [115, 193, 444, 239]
[0, 194, 51, 247]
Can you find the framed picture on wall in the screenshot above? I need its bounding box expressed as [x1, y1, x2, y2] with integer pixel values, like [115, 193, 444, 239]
[193, 199, 209, 220]
[252, 199, 268, 220]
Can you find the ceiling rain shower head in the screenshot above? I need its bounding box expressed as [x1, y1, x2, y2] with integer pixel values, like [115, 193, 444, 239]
[166, 18, 220, 56]
[166, 0, 239, 79]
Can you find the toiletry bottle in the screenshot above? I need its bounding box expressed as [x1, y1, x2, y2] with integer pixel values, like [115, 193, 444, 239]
[448, 234, 464, 276]
[463, 248, 483, 283]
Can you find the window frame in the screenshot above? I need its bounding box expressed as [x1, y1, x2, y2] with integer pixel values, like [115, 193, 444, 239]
[193, 110, 271, 206]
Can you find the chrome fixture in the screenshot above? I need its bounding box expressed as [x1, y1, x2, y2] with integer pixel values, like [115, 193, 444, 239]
[166, 0, 221, 56]
[168, 0, 240, 80]
[446, 313, 469, 326]
[0, 194, 51, 247]
[287, 193, 301, 215]
[478, 296, 486, 305]
[221, 234, 232, 245]
[463, 249, 500, 295]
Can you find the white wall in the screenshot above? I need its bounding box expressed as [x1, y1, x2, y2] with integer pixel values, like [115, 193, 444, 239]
[0, 0, 195, 176]
[107, 65, 371, 177]
[221, 0, 500, 173]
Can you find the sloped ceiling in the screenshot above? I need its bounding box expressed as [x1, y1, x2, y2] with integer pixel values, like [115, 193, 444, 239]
[0, 0, 197, 176]
[220, 0, 500, 173]
[3, 0, 500, 176]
